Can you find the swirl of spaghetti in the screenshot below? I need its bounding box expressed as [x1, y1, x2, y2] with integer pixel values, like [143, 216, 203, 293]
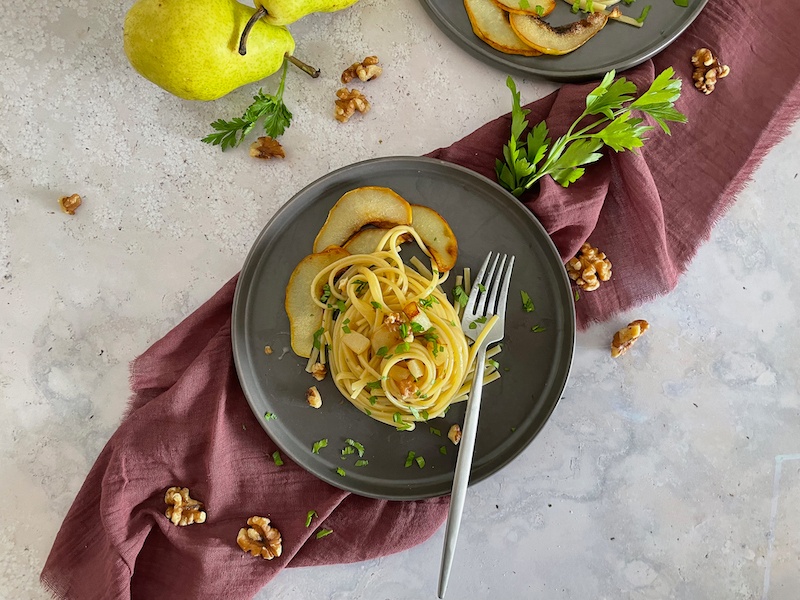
[309, 226, 472, 430]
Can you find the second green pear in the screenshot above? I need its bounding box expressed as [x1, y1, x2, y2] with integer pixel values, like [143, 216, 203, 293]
[255, 0, 360, 26]
[123, 0, 295, 101]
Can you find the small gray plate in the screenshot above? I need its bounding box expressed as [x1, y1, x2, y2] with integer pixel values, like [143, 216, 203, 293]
[232, 157, 575, 500]
[419, 0, 708, 81]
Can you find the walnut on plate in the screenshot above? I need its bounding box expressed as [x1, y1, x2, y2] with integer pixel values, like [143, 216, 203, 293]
[58, 194, 82, 215]
[334, 88, 370, 123]
[566, 243, 612, 291]
[237, 516, 283, 560]
[691, 48, 730, 95]
[610, 319, 649, 358]
[448, 424, 462, 445]
[341, 56, 382, 84]
[311, 362, 327, 381]
[307, 385, 322, 408]
[164, 486, 206, 526]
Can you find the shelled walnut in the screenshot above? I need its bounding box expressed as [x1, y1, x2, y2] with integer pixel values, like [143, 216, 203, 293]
[164, 487, 206, 526]
[249, 136, 285, 160]
[448, 424, 462, 445]
[341, 56, 382, 84]
[691, 48, 730, 95]
[58, 194, 82, 215]
[307, 385, 322, 408]
[610, 319, 649, 358]
[566, 243, 612, 291]
[311, 362, 327, 381]
[237, 516, 283, 560]
[334, 88, 370, 123]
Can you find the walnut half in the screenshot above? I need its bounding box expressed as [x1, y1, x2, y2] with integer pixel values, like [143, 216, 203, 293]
[341, 56, 382, 84]
[691, 48, 730, 95]
[334, 88, 370, 123]
[237, 516, 283, 560]
[164, 486, 206, 526]
[58, 194, 82, 215]
[566, 243, 612, 292]
[249, 136, 285, 160]
[307, 385, 322, 408]
[611, 319, 649, 358]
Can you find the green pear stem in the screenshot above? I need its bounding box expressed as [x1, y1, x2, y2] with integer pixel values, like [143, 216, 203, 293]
[285, 54, 320, 79]
[238, 6, 269, 56]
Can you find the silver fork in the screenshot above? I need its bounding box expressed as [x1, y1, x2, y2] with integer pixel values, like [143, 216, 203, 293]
[438, 252, 515, 599]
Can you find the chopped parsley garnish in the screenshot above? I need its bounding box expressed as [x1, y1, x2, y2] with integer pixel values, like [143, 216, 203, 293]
[320, 284, 331, 304]
[395, 342, 410, 354]
[519, 0, 530, 7]
[371, 301, 382, 309]
[312, 438, 328, 454]
[316, 529, 333, 539]
[305, 510, 317, 527]
[420, 296, 439, 309]
[636, 4, 651, 23]
[341, 445, 355, 457]
[534, 4, 544, 15]
[439, 445, 447, 455]
[520, 290, 535, 312]
[487, 359, 500, 370]
[404, 450, 416, 467]
[366, 380, 382, 390]
[312, 327, 325, 350]
[376, 346, 389, 357]
[336, 467, 346, 477]
[531, 325, 546, 332]
[415, 456, 426, 468]
[453, 285, 469, 307]
[342, 318, 351, 334]
[364, 408, 372, 416]
[421, 409, 429, 420]
[345, 438, 365, 457]
[571, 0, 581, 12]
[272, 450, 283, 466]
[411, 322, 425, 334]
[574, 289, 581, 301]
[352, 279, 368, 294]
[368, 395, 377, 405]
[355, 459, 369, 467]
[673, 0, 687, 5]
[422, 328, 439, 343]
[399, 322, 409, 339]
[335, 299, 347, 314]
[477, 283, 486, 293]
[430, 427, 441, 436]
[263, 412, 277, 421]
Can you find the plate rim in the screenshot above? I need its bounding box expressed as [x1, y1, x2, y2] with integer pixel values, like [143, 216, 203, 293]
[232, 155, 576, 500]
[417, 0, 709, 82]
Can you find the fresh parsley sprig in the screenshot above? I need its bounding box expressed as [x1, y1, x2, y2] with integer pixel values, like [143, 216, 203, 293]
[495, 68, 687, 197]
[202, 58, 293, 150]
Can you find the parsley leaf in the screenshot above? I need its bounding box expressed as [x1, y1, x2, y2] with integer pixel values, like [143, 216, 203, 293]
[202, 59, 292, 149]
[336, 467, 346, 477]
[355, 459, 369, 467]
[345, 438, 365, 457]
[263, 412, 277, 421]
[520, 290, 535, 312]
[453, 285, 469, 307]
[312, 438, 328, 454]
[272, 450, 284, 466]
[316, 528, 333, 539]
[305, 510, 317, 527]
[312, 327, 325, 350]
[496, 69, 686, 195]
[415, 456, 426, 468]
[405, 450, 416, 467]
[371, 301, 382, 309]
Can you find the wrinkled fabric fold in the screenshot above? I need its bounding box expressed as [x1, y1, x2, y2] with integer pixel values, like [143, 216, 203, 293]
[42, 0, 800, 597]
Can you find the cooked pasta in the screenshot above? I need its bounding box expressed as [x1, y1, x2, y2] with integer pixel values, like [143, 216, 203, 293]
[307, 225, 500, 430]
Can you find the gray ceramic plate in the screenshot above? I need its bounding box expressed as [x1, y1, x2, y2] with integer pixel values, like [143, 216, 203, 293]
[419, 0, 707, 81]
[232, 157, 575, 500]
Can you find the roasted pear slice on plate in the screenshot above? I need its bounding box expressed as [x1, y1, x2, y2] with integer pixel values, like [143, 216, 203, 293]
[312, 186, 413, 253]
[409, 204, 458, 273]
[509, 7, 619, 55]
[464, 0, 542, 55]
[285, 246, 350, 357]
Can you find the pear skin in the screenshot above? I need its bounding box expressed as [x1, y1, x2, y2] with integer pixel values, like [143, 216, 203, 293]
[255, 0, 360, 26]
[124, 0, 295, 101]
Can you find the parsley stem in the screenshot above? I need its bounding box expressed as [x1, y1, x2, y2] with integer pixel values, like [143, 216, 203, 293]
[286, 54, 321, 79]
[238, 6, 269, 56]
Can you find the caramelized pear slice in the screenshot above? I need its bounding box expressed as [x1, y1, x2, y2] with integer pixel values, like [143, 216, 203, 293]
[491, 0, 555, 16]
[286, 246, 350, 358]
[464, 0, 542, 56]
[312, 187, 413, 253]
[410, 205, 458, 273]
[509, 7, 618, 55]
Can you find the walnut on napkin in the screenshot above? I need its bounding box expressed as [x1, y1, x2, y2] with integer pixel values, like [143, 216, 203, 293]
[164, 486, 207, 526]
[691, 48, 730, 95]
[611, 320, 649, 358]
[567, 243, 612, 291]
[237, 516, 283, 559]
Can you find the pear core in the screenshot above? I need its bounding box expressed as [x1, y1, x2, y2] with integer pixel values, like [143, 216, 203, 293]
[123, 0, 295, 101]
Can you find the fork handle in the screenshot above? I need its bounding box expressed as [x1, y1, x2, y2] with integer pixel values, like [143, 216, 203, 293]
[437, 342, 488, 599]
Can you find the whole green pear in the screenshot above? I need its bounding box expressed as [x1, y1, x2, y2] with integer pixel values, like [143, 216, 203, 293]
[255, 0, 360, 26]
[123, 0, 295, 101]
